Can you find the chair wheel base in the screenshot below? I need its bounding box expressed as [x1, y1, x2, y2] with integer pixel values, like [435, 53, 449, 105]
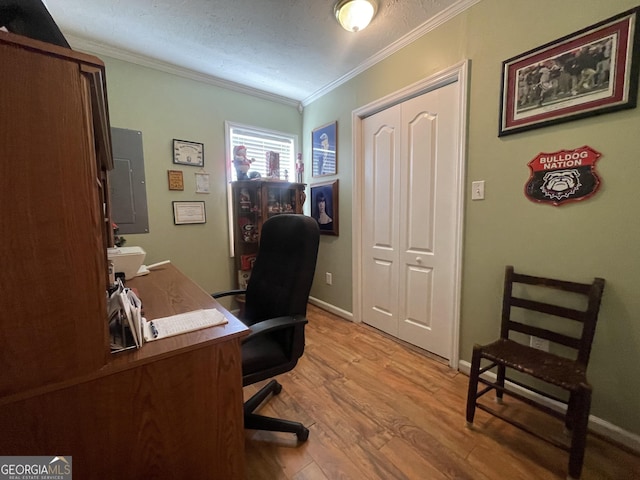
[273, 382, 283, 395]
[297, 427, 309, 442]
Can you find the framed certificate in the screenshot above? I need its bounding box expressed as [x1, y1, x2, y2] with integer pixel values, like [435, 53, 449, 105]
[168, 170, 184, 190]
[172, 201, 206, 225]
[173, 139, 204, 166]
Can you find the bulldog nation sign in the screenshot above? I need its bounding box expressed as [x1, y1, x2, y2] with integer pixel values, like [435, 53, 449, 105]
[525, 146, 602, 206]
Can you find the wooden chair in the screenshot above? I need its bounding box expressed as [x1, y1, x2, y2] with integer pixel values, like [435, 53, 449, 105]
[466, 266, 605, 480]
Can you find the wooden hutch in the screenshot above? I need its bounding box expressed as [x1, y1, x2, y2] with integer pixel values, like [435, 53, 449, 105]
[231, 180, 306, 289]
[0, 30, 246, 479]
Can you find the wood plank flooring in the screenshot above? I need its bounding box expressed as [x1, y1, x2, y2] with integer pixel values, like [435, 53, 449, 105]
[244, 305, 640, 479]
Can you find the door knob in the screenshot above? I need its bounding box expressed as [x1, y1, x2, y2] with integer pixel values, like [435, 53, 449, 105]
[416, 257, 423, 263]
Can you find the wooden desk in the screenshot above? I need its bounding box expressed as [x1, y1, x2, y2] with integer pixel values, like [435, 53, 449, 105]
[0, 264, 249, 480]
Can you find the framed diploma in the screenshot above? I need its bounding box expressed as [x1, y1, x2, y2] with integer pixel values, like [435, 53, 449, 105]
[172, 201, 206, 225]
[173, 139, 204, 166]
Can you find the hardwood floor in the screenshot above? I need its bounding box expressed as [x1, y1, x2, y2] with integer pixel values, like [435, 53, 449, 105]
[244, 305, 640, 479]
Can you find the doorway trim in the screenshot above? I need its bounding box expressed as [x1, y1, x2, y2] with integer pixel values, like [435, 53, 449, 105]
[352, 60, 469, 369]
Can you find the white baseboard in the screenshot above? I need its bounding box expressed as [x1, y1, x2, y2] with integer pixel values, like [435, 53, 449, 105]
[308, 297, 354, 321]
[458, 360, 640, 454]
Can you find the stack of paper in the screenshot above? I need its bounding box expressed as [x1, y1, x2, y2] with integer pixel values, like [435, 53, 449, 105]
[143, 309, 228, 342]
[107, 280, 143, 352]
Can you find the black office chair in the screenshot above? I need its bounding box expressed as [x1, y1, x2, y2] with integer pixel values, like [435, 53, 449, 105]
[213, 214, 319, 441]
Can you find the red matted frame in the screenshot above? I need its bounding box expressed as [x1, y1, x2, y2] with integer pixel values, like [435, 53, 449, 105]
[499, 7, 640, 136]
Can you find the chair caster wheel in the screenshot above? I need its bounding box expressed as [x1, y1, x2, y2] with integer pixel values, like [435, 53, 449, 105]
[297, 427, 309, 442]
[273, 382, 283, 395]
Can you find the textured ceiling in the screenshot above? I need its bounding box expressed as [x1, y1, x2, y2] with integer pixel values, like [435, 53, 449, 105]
[44, 0, 467, 105]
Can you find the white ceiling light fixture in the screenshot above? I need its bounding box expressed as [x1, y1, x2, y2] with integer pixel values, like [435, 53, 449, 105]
[334, 0, 378, 33]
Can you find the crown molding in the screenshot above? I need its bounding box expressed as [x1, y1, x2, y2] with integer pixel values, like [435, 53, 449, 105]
[64, 0, 480, 110]
[301, 0, 481, 106]
[65, 34, 302, 110]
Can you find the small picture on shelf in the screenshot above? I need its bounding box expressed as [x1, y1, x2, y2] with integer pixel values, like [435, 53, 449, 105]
[238, 217, 258, 243]
[266, 151, 280, 179]
[238, 270, 251, 290]
[239, 187, 252, 212]
[240, 254, 257, 271]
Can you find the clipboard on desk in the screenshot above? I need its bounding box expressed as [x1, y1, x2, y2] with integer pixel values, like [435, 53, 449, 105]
[143, 309, 228, 342]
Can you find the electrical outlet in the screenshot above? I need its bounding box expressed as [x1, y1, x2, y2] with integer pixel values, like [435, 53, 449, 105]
[325, 272, 333, 285]
[530, 336, 549, 352]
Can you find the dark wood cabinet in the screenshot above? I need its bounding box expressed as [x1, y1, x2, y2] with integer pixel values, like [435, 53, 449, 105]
[231, 180, 306, 288]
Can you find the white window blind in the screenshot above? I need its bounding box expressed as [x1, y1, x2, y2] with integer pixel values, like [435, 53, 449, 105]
[228, 124, 296, 181]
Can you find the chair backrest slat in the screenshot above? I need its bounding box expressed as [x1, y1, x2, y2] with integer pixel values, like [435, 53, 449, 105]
[511, 297, 586, 322]
[511, 271, 594, 295]
[506, 320, 582, 349]
[501, 266, 605, 366]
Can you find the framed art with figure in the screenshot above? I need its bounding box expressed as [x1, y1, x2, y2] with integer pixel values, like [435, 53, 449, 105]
[310, 180, 338, 236]
[499, 6, 640, 136]
[312, 121, 337, 177]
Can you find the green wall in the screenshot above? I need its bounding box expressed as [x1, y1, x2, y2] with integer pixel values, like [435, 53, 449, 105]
[304, 0, 640, 436]
[99, 0, 639, 438]
[102, 56, 302, 300]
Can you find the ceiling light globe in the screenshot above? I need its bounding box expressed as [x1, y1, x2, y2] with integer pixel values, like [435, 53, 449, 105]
[335, 0, 377, 33]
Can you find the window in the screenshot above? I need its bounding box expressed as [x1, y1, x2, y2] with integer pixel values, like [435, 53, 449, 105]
[224, 122, 299, 255]
[225, 122, 298, 182]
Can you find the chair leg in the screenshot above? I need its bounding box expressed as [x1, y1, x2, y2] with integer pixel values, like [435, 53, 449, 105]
[496, 364, 506, 404]
[567, 386, 591, 480]
[466, 347, 482, 425]
[244, 379, 282, 414]
[565, 391, 578, 432]
[244, 379, 309, 442]
[245, 412, 309, 441]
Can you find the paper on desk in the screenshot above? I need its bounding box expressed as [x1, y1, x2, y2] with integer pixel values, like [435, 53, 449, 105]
[118, 288, 142, 347]
[143, 309, 228, 342]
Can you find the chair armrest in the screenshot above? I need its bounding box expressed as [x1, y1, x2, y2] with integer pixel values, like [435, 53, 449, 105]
[244, 315, 308, 342]
[211, 289, 246, 299]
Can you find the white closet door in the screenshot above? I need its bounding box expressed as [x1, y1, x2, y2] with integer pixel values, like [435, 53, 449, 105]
[362, 105, 402, 336]
[362, 81, 460, 359]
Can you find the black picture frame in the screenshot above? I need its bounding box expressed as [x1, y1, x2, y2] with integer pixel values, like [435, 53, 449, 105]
[173, 139, 204, 167]
[172, 201, 206, 225]
[310, 180, 338, 236]
[499, 6, 640, 136]
[312, 121, 337, 177]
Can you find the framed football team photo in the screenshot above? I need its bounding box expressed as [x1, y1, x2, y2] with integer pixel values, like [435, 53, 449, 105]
[499, 7, 640, 136]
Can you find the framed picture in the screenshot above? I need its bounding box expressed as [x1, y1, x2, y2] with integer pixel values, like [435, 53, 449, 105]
[312, 121, 337, 176]
[172, 201, 206, 225]
[173, 139, 204, 166]
[167, 170, 184, 191]
[310, 180, 338, 236]
[499, 7, 640, 136]
[195, 172, 210, 193]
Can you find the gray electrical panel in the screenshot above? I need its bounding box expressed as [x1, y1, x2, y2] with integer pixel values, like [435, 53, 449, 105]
[109, 127, 149, 235]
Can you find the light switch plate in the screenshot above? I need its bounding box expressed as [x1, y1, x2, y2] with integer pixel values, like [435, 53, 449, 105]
[471, 180, 485, 200]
